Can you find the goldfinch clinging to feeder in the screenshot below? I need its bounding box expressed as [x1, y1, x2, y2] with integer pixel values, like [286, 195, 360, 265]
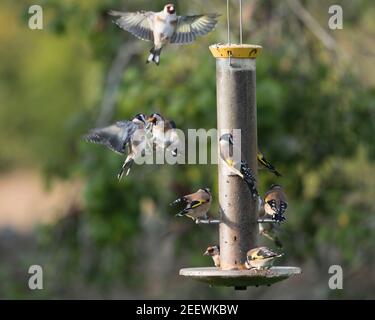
[264, 184, 288, 222]
[147, 113, 180, 157]
[245, 247, 283, 270]
[203, 245, 220, 268]
[219, 133, 259, 199]
[170, 188, 212, 222]
[84, 114, 149, 180]
[257, 150, 282, 177]
[109, 4, 220, 65]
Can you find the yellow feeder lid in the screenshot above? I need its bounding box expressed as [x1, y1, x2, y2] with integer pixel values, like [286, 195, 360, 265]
[209, 44, 262, 59]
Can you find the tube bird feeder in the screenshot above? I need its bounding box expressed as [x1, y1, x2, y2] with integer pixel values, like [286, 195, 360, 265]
[179, 44, 301, 289]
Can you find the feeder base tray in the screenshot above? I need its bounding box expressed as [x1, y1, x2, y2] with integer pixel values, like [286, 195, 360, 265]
[180, 266, 301, 288]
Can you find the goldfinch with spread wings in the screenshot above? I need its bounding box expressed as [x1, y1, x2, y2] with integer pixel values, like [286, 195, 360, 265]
[109, 4, 220, 65]
[84, 114, 149, 179]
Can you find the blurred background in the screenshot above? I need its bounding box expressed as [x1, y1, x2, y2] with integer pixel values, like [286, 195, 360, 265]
[1, 0, 374, 299]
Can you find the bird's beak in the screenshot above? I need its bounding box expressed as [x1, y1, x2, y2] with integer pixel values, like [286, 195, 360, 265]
[147, 116, 156, 124]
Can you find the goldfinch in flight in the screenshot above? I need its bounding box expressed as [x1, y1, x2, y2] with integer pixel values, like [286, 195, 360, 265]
[203, 245, 220, 268]
[257, 150, 282, 177]
[109, 4, 220, 65]
[264, 184, 288, 222]
[147, 113, 181, 157]
[84, 114, 149, 179]
[219, 133, 259, 199]
[170, 188, 212, 222]
[245, 247, 283, 270]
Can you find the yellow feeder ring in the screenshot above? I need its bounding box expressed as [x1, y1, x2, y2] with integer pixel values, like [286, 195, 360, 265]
[209, 44, 262, 59]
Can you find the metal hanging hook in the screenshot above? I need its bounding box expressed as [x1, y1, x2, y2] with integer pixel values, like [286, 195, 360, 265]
[227, 0, 243, 45]
[227, 0, 231, 45]
[239, 0, 243, 44]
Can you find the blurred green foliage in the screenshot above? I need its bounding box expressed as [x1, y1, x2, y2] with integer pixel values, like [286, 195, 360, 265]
[0, 0, 375, 298]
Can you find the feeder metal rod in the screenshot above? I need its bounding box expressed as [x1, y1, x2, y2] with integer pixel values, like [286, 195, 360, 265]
[196, 219, 221, 225]
[257, 219, 281, 224]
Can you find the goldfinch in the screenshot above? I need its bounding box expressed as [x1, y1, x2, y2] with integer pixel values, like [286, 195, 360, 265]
[84, 114, 149, 179]
[203, 245, 220, 268]
[109, 4, 220, 65]
[264, 184, 288, 222]
[219, 133, 259, 199]
[170, 188, 212, 222]
[257, 150, 282, 177]
[147, 113, 180, 157]
[245, 247, 283, 270]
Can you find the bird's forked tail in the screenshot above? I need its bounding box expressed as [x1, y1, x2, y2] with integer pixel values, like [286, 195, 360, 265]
[170, 197, 186, 207]
[117, 157, 134, 181]
[146, 47, 162, 65]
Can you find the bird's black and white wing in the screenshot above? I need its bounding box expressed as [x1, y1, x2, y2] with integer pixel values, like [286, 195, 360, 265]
[266, 199, 278, 214]
[279, 201, 288, 216]
[170, 14, 220, 44]
[240, 161, 259, 198]
[257, 247, 279, 259]
[84, 121, 138, 154]
[108, 10, 154, 42]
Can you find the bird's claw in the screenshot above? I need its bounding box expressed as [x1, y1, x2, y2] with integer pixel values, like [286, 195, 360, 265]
[273, 214, 286, 223]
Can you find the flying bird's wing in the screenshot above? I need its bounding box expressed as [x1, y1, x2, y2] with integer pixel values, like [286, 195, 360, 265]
[84, 121, 138, 154]
[170, 14, 220, 44]
[108, 10, 154, 42]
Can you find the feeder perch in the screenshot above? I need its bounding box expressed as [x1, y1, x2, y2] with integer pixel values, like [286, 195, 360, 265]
[196, 219, 221, 225]
[179, 44, 301, 289]
[257, 219, 282, 224]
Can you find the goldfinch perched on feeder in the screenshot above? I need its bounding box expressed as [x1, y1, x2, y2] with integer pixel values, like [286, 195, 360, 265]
[257, 150, 282, 177]
[170, 188, 212, 222]
[219, 133, 259, 199]
[84, 114, 149, 180]
[203, 245, 220, 268]
[109, 4, 220, 65]
[245, 247, 283, 270]
[147, 113, 180, 157]
[264, 184, 288, 222]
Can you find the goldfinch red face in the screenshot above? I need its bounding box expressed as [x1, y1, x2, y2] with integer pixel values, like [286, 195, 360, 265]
[204, 246, 219, 256]
[165, 4, 176, 14]
[147, 113, 164, 125]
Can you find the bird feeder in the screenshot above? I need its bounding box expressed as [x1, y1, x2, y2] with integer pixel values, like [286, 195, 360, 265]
[179, 44, 301, 289]
[179, 0, 301, 290]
